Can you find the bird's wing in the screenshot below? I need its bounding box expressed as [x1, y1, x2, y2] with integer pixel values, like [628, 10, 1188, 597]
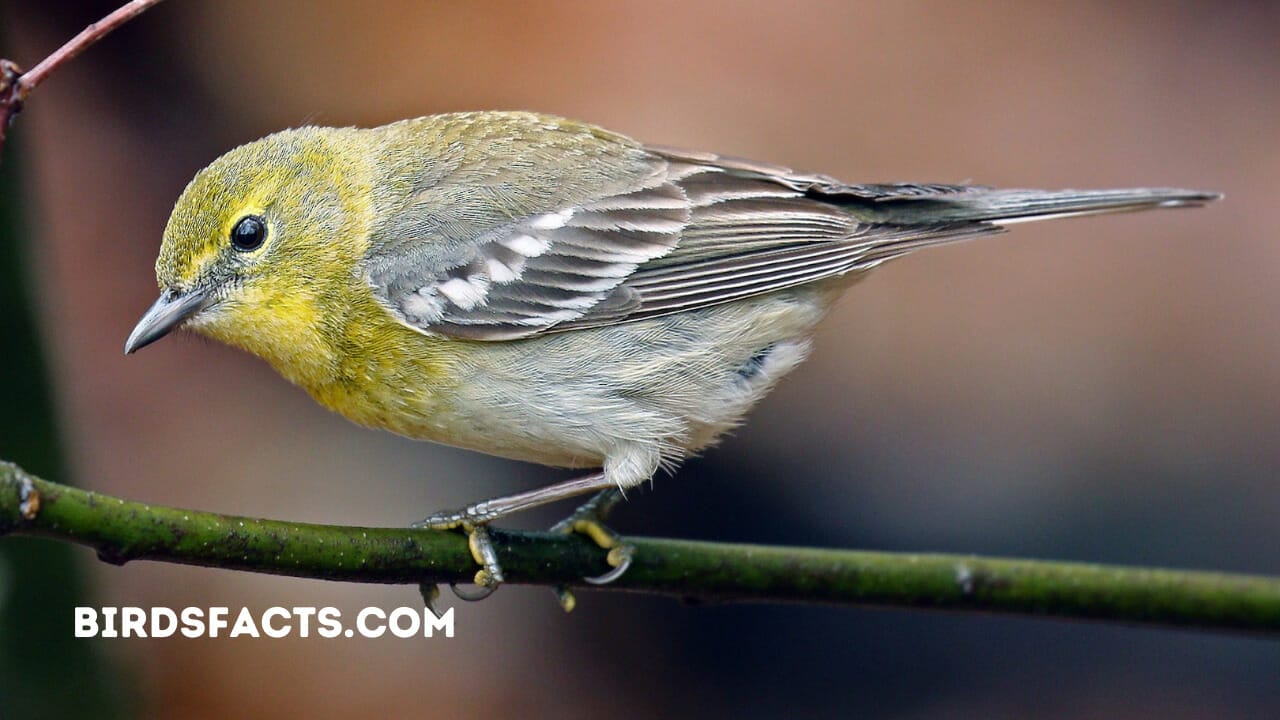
[371, 145, 1214, 341]
[369, 149, 1001, 341]
[369, 151, 687, 341]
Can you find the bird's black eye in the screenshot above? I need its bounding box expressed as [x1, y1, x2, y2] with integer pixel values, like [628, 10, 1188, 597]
[230, 215, 267, 252]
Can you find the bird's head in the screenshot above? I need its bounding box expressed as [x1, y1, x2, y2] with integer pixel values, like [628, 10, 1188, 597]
[126, 127, 374, 378]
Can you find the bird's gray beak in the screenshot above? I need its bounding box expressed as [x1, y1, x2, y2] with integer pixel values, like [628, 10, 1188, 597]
[125, 287, 210, 354]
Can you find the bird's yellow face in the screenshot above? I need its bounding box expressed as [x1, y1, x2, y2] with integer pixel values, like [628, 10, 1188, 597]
[128, 127, 376, 385]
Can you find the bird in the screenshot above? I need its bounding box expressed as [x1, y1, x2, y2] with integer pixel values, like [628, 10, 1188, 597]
[125, 111, 1218, 591]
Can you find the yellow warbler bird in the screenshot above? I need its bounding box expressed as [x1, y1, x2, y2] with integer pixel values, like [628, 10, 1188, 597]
[126, 111, 1217, 589]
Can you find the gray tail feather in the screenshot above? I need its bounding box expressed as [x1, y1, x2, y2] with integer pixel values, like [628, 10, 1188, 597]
[859, 187, 1221, 225]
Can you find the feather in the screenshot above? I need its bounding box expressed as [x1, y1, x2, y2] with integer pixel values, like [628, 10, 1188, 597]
[366, 139, 1216, 341]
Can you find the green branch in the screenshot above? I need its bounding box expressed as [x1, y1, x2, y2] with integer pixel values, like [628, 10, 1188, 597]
[2, 459, 1278, 633]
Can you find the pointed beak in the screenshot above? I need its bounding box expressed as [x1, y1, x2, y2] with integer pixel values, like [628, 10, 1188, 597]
[125, 287, 211, 354]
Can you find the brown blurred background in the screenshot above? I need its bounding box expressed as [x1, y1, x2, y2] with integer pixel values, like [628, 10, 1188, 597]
[2, 0, 1278, 717]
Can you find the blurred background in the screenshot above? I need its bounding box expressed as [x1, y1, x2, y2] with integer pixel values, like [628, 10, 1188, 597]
[1, 0, 1278, 717]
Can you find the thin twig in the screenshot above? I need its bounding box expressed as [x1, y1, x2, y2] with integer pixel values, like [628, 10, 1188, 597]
[0, 0, 168, 158]
[2, 460, 1279, 633]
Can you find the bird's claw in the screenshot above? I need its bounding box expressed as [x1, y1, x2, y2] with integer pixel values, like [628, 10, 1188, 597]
[550, 488, 635, 610]
[415, 486, 632, 611]
[418, 583, 444, 617]
[584, 544, 633, 585]
[465, 524, 504, 587]
[413, 510, 506, 600]
[450, 581, 498, 602]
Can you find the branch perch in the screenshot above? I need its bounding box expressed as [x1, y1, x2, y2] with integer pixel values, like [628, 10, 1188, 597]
[2, 460, 1278, 633]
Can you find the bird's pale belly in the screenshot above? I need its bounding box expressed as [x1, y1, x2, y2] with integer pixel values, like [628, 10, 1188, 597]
[318, 285, 837, 481]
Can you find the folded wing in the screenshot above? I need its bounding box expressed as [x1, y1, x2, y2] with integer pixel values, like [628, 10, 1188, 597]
[372, 146, 1217, 340]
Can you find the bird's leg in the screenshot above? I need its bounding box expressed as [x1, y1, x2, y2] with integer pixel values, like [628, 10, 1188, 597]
[549, 487, 636, 612]
[415, 471, 616, 589]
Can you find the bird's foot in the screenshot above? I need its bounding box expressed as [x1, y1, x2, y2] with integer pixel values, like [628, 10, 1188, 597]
[413, 508, 505, 595]
[549, 488, 635, 611]
[412, 472, 622, 607]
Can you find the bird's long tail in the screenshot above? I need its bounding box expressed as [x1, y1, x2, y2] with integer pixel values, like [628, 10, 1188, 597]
[852, 185, 1221, 225]
[838, 185, 1219, 268]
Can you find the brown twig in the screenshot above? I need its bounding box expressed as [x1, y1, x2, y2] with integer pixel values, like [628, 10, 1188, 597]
[0, 0, 168, 159]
